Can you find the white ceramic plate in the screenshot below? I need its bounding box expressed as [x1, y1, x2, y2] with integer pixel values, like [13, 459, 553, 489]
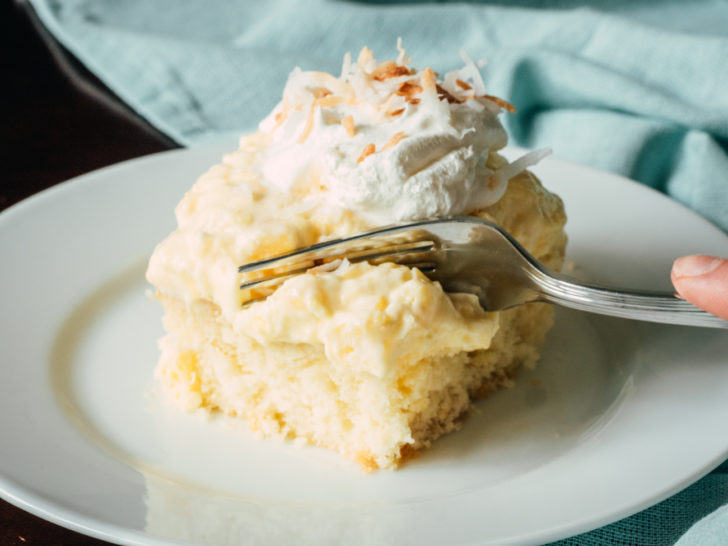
[1, 143, 728, 546]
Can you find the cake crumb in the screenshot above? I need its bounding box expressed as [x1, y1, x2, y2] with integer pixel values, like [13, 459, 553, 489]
[354, 451, 379, 472]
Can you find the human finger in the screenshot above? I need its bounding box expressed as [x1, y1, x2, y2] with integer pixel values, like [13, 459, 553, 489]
[671, 255, 728, 321]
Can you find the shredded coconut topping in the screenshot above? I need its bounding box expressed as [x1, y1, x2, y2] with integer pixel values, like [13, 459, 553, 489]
[256, 43, 547, 224]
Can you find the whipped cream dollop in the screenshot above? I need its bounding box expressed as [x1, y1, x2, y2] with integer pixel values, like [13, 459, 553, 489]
[257, 43, 548, 224]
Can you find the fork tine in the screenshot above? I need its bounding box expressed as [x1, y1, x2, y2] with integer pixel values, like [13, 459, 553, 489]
[238, 221, 442, 272]
[240, 274, 299, 304]
[238, 237, 438, 310]
[237, 218, 468, 304]
[240, 239, 434, 273]
[239, 239, 435, 288]
[240, 260, 439, 306]
[240, 258, 438, 290]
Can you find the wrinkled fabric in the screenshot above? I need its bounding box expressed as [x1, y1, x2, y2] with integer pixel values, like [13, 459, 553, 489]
[28, 1, 728, 543]
[28, 0, 728, 232]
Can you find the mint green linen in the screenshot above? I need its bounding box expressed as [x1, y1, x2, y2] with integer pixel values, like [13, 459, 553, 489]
[28, 0, 728, 543]
[29, 0, 728, 232]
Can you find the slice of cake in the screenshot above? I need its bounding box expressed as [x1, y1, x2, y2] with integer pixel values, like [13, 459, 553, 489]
[146, 44, 566, 471]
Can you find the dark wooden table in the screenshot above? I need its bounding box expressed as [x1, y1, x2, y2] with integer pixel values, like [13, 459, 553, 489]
[1, 1, 176, 543]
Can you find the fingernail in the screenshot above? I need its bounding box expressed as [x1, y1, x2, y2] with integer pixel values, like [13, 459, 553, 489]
[672, 255, 724, 278]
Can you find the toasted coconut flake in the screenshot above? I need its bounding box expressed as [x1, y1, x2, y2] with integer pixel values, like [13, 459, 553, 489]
[436, 84, 462, 104]
[420, 67, 437, 92]
[312, 87, 333, 99]
[272, 108, 288, 130]
[380, 66, 414, 81]
[483, 94, 517, 113]
[309, 71, 352, 96]
[455, 78, 472, 90]
[458, 50, 487, 96]
[396, 37, 407, 65]
[372, 61, 396, 78]
[491, 148, 551, 189]
[342, 115, 355, 137]
[357, 143, 376, 163]
[317, 95, 346, 108]
[340, 51, 352, 79]
[395, 38, 413, 67]
[396, 80, 423, 99]
[298, 95, 349, 143]
[379, 93, 404, 119]
[357, 47, 375, 69]
[373, 63, 414, 81]
[298, 103, 316, 143]
[382, 131, 406, 150]
[307, 258, 343, 275]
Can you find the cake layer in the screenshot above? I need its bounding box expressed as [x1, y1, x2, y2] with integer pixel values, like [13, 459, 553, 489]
[151, 166, 565, 470]
[154, 287, 554, 471]
[146, 46, 567, 471]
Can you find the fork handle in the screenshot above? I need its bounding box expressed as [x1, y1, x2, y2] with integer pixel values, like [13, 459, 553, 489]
[532, 270, 728, 328]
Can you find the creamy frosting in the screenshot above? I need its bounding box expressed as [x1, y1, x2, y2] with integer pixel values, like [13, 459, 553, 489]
[256, 44, 547, 224]
[148, 44, 551, 319]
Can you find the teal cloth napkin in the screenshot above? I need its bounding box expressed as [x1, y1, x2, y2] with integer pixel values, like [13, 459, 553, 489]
[28, 0, 728, 543]
[28, 0, 728, 233]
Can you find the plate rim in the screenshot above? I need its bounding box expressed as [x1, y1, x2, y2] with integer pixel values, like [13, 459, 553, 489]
[1, 142, 727, 546]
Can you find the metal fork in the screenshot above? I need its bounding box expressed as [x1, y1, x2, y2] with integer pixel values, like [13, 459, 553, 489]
[239, 217, 728, 328]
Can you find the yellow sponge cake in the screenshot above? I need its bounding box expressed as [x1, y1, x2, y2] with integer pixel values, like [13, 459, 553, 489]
[146, 44, 566, 471]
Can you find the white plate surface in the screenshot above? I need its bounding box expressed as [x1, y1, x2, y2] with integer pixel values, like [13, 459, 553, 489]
[1, 143, 728, 545]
